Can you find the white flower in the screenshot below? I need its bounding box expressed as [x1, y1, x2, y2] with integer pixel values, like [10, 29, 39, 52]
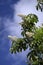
[26, 32, 34, 37]
[18, 14, 26, 18]
[8, 35, 18, 41]
[18, 14, 26, 17]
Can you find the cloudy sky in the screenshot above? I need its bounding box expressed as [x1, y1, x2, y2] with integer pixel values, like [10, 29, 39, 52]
[0, 0, 43, 65]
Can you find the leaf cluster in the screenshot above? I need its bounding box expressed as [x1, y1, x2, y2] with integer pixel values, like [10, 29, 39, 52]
[36, 0, 43, 11]
[9, 14, 43, 65]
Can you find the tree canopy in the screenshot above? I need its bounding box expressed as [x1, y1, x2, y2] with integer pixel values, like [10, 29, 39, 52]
[8, 13, 43, 65]
[8, 0, 43, 65]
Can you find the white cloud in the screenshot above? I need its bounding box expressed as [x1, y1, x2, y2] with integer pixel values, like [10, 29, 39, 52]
[0, 17, 21, 38]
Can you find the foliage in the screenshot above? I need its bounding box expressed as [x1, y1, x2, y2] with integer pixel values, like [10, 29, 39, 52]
[8, 14, 43, 65]
[36, 0, 43, 11]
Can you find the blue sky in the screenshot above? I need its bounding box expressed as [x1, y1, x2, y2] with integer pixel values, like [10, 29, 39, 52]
[0, 0, 43, 65]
